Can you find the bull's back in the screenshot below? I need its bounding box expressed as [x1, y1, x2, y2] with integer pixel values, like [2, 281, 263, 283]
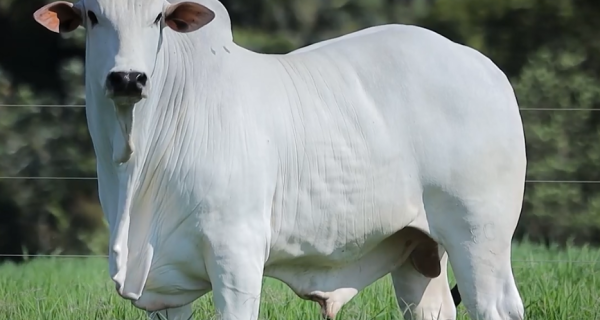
[286, 23, 525, 192]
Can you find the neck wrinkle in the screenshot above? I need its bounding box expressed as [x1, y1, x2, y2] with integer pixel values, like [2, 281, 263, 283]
[124, 31, 238, 234]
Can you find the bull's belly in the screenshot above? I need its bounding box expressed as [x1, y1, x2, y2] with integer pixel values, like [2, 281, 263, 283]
[264, 227, 421, 298]
[266, 186, 424, 267]
[267, 223, 401, 267]
[263, 169, 425, 296]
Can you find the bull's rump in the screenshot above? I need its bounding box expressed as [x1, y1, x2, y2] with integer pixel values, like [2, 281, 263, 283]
[263, 24, 525, 263]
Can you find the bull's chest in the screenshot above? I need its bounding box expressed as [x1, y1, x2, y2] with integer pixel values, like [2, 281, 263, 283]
[142, 235, 212, 294]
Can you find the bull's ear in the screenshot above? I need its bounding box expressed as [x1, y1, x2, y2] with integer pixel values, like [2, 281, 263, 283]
[164, 2, 215, 33]
[33, 1, 82, 33]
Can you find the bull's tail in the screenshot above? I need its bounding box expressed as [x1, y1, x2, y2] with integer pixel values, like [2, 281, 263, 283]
[451, 284, 462, 306]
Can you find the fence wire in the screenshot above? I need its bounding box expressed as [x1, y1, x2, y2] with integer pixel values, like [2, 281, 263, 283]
[0, 104, 85, 108]
[0, 254, 597, 265]
[3, 177, 600, 184]
[4, 104, 600, 111]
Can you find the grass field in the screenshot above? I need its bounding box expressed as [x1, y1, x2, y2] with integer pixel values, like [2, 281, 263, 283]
[1, 241, 599, 320]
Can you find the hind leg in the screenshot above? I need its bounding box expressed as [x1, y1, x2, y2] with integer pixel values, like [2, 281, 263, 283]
[444, 229, 523, 320]
[427, 188, 525, 320]
[392, 248, 456, 320]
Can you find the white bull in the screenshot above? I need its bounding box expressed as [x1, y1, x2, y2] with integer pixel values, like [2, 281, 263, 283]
[33, 0, 526, 319]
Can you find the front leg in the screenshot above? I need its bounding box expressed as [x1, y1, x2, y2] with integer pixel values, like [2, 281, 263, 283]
[147, 304, 193, 320]
[205, 228, 267, 320]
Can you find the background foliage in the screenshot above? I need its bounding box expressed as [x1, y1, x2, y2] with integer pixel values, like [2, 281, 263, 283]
[1, 0, 599, 262]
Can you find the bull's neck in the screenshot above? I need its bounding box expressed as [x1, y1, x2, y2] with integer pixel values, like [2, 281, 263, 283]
[144, 31, 232, 118]
[127, 31, 242, 168]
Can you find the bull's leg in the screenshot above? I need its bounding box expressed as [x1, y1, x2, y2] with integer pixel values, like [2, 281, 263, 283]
[205, 231, 266, 320]
[147, 304, 193, 320]
[391, 249, 456, 320]
[442, 223, 524, 320]
[426, 188, 525, 320]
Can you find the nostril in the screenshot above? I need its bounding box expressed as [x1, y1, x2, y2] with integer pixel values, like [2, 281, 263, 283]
[107, 72, 124, 87]
[106, 71, 146, 97]
[136, 73, 148, 86]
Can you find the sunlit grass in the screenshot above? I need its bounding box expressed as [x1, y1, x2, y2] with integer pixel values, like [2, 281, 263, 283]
[0, 241, 599, 319]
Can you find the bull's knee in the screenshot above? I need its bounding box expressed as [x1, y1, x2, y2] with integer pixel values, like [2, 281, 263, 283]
[460, 272, 524, 320]
[443, 232, 524, 319]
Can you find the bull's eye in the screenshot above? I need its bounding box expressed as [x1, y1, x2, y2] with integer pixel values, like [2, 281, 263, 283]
[154, 13, 163, 25]
[87, 11, 98, 26]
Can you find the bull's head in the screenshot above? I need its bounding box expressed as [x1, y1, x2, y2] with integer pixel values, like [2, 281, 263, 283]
[33, 0, 216, 164]
[34, 0, 215, 103]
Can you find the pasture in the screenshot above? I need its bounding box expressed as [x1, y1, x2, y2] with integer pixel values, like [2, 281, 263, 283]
[0, 241, 598, 320]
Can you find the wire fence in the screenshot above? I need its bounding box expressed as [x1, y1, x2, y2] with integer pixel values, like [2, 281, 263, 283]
[4, 104, 600, 111]
[0, 104, 86, 108]
[0, 254, 598, 266]
[3, 177, 600, 184]
[1, 104, 600, 265]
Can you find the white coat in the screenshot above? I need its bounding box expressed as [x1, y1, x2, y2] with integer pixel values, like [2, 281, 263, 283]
[34, 1, 526, 319]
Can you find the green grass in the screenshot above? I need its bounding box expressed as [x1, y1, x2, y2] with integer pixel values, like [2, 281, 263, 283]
[1, 242, 599, 320]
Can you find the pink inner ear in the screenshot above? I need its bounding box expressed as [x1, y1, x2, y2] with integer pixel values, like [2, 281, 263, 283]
[35, 10, 62, 33]
[166, 18, 189, 32]
[34, 2, 81, 33]
[165, 2, 214, 33]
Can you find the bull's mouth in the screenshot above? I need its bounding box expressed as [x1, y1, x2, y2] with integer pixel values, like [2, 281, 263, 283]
[112, 95, 146, 105]
[106, 89, 147, 105]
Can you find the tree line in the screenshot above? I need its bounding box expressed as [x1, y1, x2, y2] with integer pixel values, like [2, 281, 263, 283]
[1, 0, 599, 263]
